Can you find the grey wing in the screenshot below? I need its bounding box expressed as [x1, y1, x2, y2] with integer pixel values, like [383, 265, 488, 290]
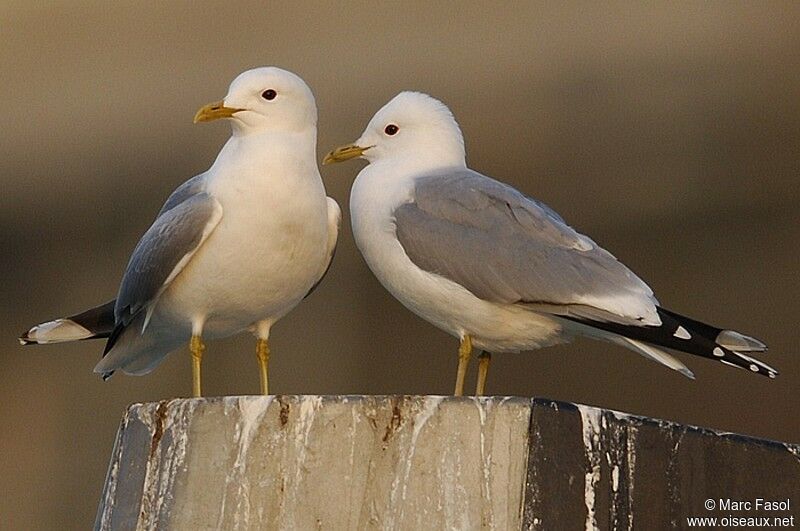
[394, 170, 659, 325]
[115, 192, 223, 327]
[156, 172, 209, 217]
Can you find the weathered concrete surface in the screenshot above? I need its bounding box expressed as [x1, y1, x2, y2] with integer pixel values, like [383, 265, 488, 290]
[96, 396, 800, 530]
[524, 399, 800, 530]
[95, 396, 532, 530]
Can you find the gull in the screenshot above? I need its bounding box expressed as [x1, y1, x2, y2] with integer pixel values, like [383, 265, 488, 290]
[20, 67, 340, 397]
[324, 91, 776, 396]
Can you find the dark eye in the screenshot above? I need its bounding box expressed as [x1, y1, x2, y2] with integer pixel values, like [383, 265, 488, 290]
[261, 89, 277, 100]
[384, 124, 399, 136]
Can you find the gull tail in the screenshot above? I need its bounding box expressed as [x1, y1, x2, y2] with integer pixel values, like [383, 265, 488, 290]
[567, 307, 777, 379]
[19, 300, 116, 345]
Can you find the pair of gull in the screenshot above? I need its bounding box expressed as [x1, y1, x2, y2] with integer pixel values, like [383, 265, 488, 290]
[21, 67, 777, 397]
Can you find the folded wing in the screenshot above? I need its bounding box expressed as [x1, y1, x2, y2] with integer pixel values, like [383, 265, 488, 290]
[394, 169, 659, 326]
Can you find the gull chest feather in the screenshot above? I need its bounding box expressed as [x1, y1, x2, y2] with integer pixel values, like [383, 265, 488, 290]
[165, 158, 328, 332]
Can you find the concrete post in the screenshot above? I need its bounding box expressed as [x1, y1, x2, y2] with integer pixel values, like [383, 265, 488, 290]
[95, 396, 799, 530]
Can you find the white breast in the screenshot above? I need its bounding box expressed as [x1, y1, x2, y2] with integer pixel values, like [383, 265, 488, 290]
[158, 133, 330, 337]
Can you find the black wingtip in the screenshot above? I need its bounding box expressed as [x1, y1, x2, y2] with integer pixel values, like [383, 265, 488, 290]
[101, 371, 115, 381]
[564, 307, 778, 379]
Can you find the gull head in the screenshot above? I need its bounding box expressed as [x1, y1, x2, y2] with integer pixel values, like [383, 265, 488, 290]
[324, 91, 466, 170]
[194, 67, 316, 135]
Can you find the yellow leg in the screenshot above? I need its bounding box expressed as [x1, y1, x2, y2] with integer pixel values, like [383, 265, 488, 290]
[190, 334, 205, 398]
[476, 352, 491, 396]
[454, 335, 472, 396]
[256, 338, 270, 395]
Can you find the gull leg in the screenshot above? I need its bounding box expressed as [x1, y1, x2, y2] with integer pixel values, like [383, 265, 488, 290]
[454, 334, 472, 396]
[253, 320, 273, 395]
[190, 334, 205, 398]
[475, 352, 492, 396]
[476, 351, 491, 396]
[256, 338, 271, 395]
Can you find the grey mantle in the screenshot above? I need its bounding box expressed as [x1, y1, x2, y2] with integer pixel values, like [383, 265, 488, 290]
[95, 396, 799, 530]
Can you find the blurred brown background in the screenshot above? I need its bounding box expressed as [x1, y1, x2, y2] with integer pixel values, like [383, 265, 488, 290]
[2, 1, 799, 528]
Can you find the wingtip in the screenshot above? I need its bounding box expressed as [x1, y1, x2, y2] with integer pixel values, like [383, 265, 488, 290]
[18, 332, 32, 346]
[717, 330, 768, 352]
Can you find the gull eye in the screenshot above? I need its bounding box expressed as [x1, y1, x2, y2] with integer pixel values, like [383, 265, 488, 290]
[261, 89, 277, 101]
[384, 124, 399, 136]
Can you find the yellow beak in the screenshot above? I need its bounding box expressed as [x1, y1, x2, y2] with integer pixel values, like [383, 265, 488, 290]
[322, 143, 372, 165]
[193, 100, 244, 123]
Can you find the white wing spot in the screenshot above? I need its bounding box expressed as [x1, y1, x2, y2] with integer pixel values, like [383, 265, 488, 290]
[713, 347, 725, 357]
[749, 364, 759, 372]
[673, 326, 691, 340]
[574, 236, 594, 252]
[26, 319, 92, 343]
